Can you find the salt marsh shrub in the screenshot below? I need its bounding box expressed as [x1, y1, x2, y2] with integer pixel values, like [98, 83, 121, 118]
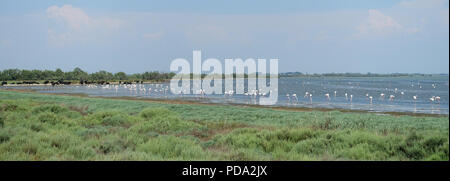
[32, 104, 69, 114]
[139, 107, 174, 119]
[0, 113, 4, 128]
[137, 135, 208, 160]
[36, 112, 58, 124]
[131, 113, 205, 134]
[85, 110, 134, 126]
[77, 126, 109, 138]
[1, 102, 19, 112]
[0, 129, 12, 143]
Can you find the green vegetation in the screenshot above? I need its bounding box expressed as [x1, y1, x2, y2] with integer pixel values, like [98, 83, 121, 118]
[0, 68, 175, 83]
[0, 90, 448, 160]
[2, 68, 447, 84]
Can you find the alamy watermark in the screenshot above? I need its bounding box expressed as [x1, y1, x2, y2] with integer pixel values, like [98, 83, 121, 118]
[169, 50, 278, 105]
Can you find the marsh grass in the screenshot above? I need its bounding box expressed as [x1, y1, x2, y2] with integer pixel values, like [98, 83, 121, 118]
[0, 90, 448, 160]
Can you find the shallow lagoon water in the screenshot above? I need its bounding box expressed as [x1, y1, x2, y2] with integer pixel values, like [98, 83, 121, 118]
[2, 76, 448, 115]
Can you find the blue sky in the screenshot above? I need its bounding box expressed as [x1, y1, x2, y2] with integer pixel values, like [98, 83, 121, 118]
[0, 0, 448, 73]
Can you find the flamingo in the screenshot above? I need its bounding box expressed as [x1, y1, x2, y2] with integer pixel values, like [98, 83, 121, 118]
[325, 93, 330, 101]
[292, 94, 298, 103]
[345, 93, 348, 101]
[309, 94, 313, 104]
[350, 94, 353, 103]
[334, 91, 337, 97]
[380, 93, 385, 100]
[369, 96, 373, 104]
[412, 95, 417, 103]
[304, 92, 309, 98]
[389, 95, 395, 101]
[435, 96, 441, 104]
[286, 94, 291, 103]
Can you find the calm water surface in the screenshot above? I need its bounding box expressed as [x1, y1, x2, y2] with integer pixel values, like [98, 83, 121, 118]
[2, 76, 448, 115]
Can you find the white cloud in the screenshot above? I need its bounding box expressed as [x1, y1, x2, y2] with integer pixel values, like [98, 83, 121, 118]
[356, 9, 403, 36]
[46, 5, 125, 46]
[46, 5, 91, 31]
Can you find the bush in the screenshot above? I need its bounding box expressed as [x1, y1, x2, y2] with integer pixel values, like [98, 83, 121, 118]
[85, 110, 134, 126]
[130, 115, 205, 134]
[32, 104, 69, 114]
[1, 102, 19, 112]
[423, 135, 447, 152]
[77, 126, 109, 138]
[0, 114, 4, 128]
[0, 129, 12, 143]
[139, 108, 174, 119]
[36, 112, 58, 124]
[136, 135, 208, 160]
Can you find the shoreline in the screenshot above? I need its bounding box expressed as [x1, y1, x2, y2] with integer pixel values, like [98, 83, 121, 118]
[2, 89, 447, 118]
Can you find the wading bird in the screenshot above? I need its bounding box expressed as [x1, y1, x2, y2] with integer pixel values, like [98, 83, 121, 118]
[380, 93, 385, 100]
[435, 96, 441, 104]
[389, 95, 395, 101]
[292, 94, 298, 103]
[325, 93, 330, 101]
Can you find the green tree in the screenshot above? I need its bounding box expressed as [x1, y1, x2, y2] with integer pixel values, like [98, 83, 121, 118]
[55, 68, 64, 80]
[114, 72, 127, 80]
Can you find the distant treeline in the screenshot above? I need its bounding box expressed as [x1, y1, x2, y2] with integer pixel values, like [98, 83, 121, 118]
[279, 72, 446, 77]
[0, 68, 175, 82]
[1, 68, 446, 83]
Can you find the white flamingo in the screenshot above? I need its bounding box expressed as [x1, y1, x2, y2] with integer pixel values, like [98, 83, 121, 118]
[325, 93, 330, 101]
[304, 92, 309, 98]
[435, 96, 441, 104]
[292, 94, 298, 103]
[389, 95, 395, 101]
[380, 93, 385, 100]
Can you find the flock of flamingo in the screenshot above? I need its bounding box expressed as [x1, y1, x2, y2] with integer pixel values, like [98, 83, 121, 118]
[284, 91, 441, 105]
[4, 80, 444, 112]
[280, 80, 445, 107]
[73, 81, 444, 107]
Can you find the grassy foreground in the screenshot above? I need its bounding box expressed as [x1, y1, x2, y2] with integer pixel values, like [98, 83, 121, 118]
[0, 90, 448, 160]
